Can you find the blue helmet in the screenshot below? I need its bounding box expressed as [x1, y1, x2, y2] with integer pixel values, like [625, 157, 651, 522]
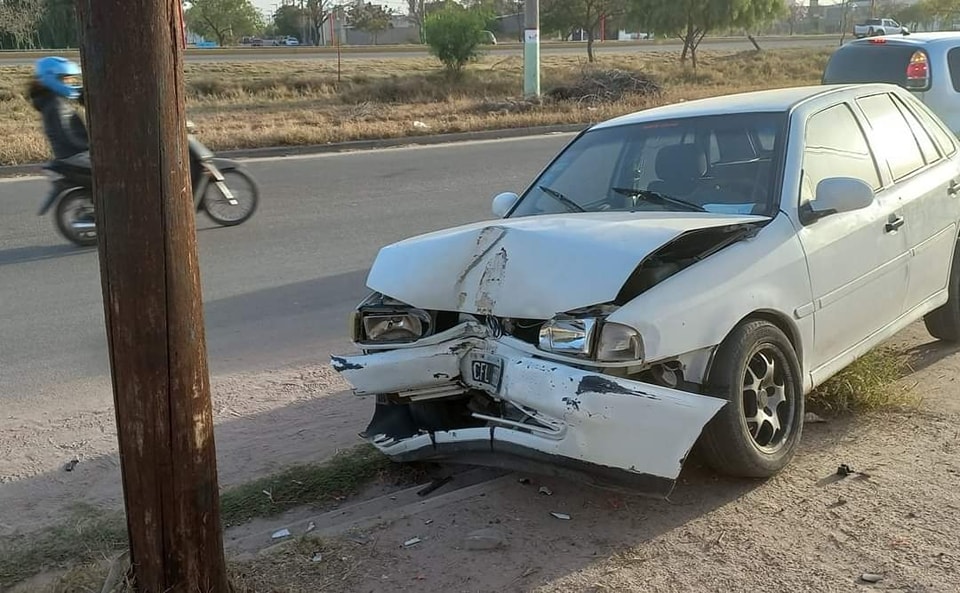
[34, 57, 82, 100]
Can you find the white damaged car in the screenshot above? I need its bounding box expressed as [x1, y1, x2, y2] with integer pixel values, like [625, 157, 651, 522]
[332, 83, 960, 497]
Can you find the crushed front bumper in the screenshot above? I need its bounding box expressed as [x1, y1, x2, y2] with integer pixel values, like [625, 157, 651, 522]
[331, 323, 726, 497]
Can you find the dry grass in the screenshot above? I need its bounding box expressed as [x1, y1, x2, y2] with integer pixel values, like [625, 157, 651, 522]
[0, 48, 832, 166]
[809, 346, 920, 415]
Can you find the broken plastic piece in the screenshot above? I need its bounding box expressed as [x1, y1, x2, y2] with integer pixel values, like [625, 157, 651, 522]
[403, 537, 422, 547]
[538, 486, 553, 496]
[550, 512, 571, 520]
[271, 528, 291, 539]
[312, 553, 323, 562]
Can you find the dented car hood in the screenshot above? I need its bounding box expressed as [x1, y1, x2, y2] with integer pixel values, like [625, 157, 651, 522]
[366, 211, 768, 319]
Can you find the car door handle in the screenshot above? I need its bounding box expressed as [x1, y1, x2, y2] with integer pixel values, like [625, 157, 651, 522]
[949, 180, 960, 197]
[886, 214, 905, 233]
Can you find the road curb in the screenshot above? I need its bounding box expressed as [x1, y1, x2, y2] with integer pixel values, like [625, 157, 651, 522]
[0, 123, 587, 179]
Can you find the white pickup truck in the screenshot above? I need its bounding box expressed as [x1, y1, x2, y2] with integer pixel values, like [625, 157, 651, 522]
[854, 17, 907, 38]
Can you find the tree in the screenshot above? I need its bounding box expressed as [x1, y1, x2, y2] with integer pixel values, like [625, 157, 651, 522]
[542, 0, 626, 62]
[914, 0, 960, 26]
[424, 5, 487, 76]
[184, 0, 264, 46]
[273, 3, 304, 38]
[786, 0, 805, 34]
[36, 0, 78, 48]
[629, 0, 785, 69]
[348, 1, 393, 44]
[895, 0, 934, 30]
[0, 0, 47, 48]
[307, 0, 331, 45]
[408, 0, 427, 42]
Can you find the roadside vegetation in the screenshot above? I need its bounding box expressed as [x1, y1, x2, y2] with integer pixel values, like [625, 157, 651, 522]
[0, 47, 831, 166]
[808, 346, 920, 414]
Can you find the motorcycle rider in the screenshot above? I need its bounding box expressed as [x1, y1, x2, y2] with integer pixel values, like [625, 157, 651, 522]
[27, 57, 90, 169]
[28, 56, 93, 225]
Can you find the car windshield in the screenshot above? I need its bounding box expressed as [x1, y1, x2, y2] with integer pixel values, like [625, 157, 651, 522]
[508, 112, 787, 218]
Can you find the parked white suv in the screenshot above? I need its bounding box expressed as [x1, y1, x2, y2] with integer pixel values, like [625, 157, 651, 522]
[823, 32, 960, 135]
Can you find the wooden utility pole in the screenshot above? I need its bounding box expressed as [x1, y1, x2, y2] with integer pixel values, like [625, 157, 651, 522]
[75, 1, 230, 591]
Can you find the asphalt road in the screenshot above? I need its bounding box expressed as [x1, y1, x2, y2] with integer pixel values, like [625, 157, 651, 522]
[0, 37, 838, 65]
[0, 134, 575, 408]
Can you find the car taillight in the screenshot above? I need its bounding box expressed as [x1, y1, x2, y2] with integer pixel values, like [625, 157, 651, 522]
[870, 37, 886, 44]
[906, 50, 929, 90]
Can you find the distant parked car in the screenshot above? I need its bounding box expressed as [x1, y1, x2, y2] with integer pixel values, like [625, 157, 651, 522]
[853, 17, 908, 38]
[283, 36, 300, 46]
[823, 32, 960, 134]
[481, 30, 497, 44]
[332, 83, 960, 497]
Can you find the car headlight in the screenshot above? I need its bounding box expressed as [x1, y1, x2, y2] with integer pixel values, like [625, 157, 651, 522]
[596, 322, 644, 362]
[538, 316, 643, 363]
[350, 293, 432, 344]
[538, 317, 598, 357]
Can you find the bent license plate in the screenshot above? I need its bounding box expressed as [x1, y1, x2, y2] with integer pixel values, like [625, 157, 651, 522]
[464, 352, 503, 393]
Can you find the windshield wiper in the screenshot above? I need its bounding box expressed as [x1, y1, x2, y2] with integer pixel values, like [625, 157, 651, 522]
[539, 185, 586, 213]
[611, 187, 706, 213]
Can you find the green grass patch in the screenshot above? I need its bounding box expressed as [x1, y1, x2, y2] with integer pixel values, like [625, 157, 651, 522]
[808, 346, 919, 414]
[219, 444, 425, 527]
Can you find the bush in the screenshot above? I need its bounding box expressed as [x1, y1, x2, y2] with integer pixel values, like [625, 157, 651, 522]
[423, 7, 488, 76]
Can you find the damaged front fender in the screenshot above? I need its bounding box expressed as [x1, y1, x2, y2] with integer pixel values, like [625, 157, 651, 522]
[332, 336, 727, 498]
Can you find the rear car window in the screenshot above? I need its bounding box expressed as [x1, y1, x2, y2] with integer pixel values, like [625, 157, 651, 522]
[822, 44, 921, 87]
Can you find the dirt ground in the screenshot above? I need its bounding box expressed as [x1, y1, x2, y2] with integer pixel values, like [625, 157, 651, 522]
[3, 321, 960, 592]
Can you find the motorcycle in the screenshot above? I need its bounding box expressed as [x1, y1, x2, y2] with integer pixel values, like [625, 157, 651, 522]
[37, 120, 260, 247]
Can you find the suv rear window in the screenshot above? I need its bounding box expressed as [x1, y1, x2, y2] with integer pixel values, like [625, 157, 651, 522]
[822, 44, 921, 87]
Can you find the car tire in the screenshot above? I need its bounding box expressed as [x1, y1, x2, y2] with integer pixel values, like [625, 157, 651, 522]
[697, 319, 805, 478]
[923, 241, 960, 342]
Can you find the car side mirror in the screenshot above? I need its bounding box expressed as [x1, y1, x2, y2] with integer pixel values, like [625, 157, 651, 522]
[492, 191, 519, 218]
[801, 177, 874, 224]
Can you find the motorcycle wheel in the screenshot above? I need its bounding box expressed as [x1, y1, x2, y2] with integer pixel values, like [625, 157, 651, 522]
[202, 168, 260, 227]
[54, 188, 98, 247]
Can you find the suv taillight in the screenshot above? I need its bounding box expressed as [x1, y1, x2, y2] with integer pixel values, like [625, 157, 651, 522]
[906, 50, 929, 90]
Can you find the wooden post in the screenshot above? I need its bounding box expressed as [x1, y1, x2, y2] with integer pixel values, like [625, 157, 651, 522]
[75, 1, 230, 591]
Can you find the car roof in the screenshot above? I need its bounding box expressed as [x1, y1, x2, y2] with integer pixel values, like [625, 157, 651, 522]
[589, 84, 897, 129]
[844, 31, 960, 46]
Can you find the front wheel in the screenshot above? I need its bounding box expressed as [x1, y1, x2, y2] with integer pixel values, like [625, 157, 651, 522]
[202, 167, 259, 227]
[54, 188, 97, 247]
[697, 320, 805, 478]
